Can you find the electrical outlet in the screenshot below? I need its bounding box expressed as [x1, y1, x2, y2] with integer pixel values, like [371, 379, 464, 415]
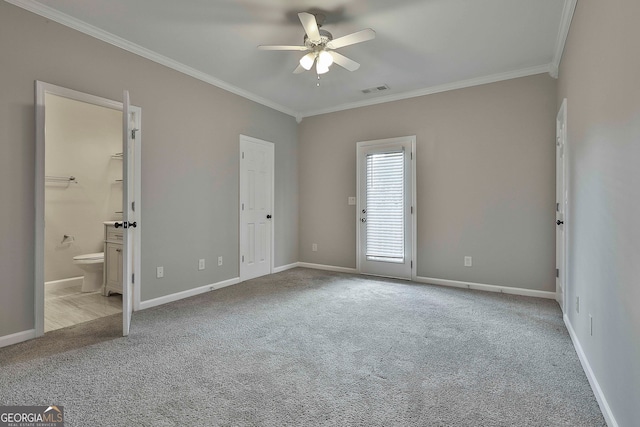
[198, 259, 205, 270]
[576, 296, 580, 313]
[312, 243, 318, 252]
[156, 266, 164, 278]
[218, 256, 223, 266]
[464, 256, 472, 267]
[348, 197, 356, 205]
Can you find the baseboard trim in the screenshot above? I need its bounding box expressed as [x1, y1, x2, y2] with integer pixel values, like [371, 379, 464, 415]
[414, 276, 557, 299]
[139, 277, 240, 311]
[273, 262, 299, 273]
[45, 276, 83, 290]
[564, 315, 618, 427]
[0, 329, 36, 349]
[297, 262, 358, 274]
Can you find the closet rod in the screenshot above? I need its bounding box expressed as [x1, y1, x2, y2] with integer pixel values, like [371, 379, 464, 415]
[45, 175, 77, 183]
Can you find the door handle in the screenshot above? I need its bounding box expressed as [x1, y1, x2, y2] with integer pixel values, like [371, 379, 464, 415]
[556, 220, 564, 225]
[115, 221, 137, 229]
[266, 215, 272, 219]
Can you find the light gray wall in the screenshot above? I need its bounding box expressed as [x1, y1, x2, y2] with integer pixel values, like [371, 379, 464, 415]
[0, 2, 298, 338]
[558, 1, 640, 425]
[45, 94, 122, 283]
[299, 74, 557, 291]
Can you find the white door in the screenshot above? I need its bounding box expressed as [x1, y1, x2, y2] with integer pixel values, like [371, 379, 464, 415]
[121, 90, 138, 336]
[556, 99, 568, 313]
[240, 135, 274, 282]
[357, 136, 415, 280]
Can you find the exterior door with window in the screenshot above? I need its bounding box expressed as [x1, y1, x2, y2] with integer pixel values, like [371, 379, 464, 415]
[357, 136, 414, 280]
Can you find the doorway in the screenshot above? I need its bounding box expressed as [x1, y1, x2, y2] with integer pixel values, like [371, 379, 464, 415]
[357, 136, 416, 280]
[239, 135, 274, 282]
[35, 82, 141, 337]
[556, 99, 568, 313]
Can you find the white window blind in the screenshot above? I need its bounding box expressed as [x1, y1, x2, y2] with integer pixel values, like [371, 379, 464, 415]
[365, 150, 405, 263]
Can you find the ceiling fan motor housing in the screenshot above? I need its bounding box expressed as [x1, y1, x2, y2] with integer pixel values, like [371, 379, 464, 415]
[304, 29, 333, 50]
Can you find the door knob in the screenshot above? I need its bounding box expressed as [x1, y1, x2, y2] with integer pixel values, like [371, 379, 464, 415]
[556, 220, 564, 225]
[361, 218, 366, 223]
[114, 222, 123, 228]
[266, 215, 272, 219]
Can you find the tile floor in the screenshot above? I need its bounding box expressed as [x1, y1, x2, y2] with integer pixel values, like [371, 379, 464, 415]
[45, 283, 122, 332]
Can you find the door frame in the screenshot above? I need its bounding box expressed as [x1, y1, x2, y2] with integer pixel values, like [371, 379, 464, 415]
[34, 81, 142, 337]
[556, 98, 569, 313]
[238, 134, 275, 282]
[356, 136, 417, 280]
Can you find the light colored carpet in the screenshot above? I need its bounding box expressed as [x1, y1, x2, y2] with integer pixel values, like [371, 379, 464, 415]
[0, 268, 605, 426]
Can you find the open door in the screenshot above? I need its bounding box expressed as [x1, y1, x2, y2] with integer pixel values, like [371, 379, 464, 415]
[121, 90, 136, 336]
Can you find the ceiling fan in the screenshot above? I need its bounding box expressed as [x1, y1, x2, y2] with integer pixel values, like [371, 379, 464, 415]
[258, 12, 375, 75]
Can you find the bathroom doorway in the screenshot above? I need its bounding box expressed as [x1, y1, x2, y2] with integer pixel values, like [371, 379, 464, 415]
[34, 82, 141, 337]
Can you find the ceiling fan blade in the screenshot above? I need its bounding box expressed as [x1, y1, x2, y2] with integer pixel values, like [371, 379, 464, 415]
[258, 45, 308, 51]
[327, 28, 376, 49]
[293, 64, 306, 74]
[298, 12, 321, 42]
[330, 52, 360, 72]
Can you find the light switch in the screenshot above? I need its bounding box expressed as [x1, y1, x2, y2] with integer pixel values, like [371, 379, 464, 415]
[348, 197, 356, 205]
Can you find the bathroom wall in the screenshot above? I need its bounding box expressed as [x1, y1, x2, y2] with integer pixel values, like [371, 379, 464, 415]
[44, 93, 122, 283]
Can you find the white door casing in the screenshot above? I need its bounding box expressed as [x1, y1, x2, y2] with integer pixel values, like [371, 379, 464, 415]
[357, 136, 416, 280]
[34, 81, 141, 337]
[239, 135, 274, 282]
[556, 99, 568, 313]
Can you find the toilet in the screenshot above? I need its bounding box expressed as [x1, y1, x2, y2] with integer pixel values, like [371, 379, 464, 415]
[73, 252, 104, 292]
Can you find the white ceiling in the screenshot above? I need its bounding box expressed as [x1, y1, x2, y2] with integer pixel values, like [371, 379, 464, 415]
[11, 0, 571, 118]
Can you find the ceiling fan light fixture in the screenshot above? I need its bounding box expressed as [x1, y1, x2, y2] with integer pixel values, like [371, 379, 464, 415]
[317, 50, 334, 69]
[316, 61, 330, 75]
[299, 52, 316, 70]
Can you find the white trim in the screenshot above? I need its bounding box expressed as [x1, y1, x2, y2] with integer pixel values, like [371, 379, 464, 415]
[45, 276, 83, 290]
[139, 277, 241, 311]
[550, 0, 578, 78]
[273, 262, 299, 273]
[0, 329, 36, 349]
[6, 0, 295, 118]
[297, 262, 358, 274]
[300, 65, 551, 118]
[35, 81, 142, 336]
[414, 276, 557, 299]
[564, 315, 619, 427]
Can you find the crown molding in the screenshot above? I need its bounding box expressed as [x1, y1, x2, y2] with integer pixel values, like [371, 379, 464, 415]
[550, 0, 578, 78]
[299, 64, 552, 118]
[4, 0, 297, 118]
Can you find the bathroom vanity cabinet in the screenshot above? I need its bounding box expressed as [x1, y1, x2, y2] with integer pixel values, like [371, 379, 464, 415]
[103, 223, 123, 296]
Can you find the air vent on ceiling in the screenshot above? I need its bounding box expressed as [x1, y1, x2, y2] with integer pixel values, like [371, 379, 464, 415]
[361, 84, 389, 94]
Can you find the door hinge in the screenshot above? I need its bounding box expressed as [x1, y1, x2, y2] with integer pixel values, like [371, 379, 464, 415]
[242, 152, 245, 159]
[556, 202, 559, 212]
[242, 255, 244, 262]
[131, 129, 138, 139]
[411, 206, 413, 214]
[556, 268, 559, 278]
[242, 203, 244, 211]
[411, 151, 413, 160]
[411, 260, 413, 268]
[132, 201, 135, 212]
[132, 273, 135, 284]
